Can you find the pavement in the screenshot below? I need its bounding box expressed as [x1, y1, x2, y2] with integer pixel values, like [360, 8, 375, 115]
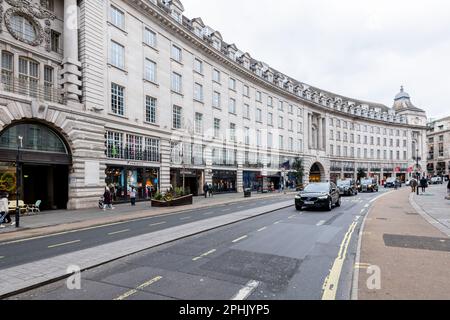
[0, 191, 295, 243]
[355, 185, 450, 300]
[6, 192, 381, 300]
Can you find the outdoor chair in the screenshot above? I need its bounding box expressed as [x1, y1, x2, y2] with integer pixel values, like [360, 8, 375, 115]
[8, 200, 28, 214]
[27, 200, 42, 214]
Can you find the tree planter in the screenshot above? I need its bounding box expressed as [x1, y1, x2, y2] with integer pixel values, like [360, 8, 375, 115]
[151, 194, 193, 207]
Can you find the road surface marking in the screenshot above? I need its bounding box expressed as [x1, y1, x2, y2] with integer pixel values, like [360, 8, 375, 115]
[364, 204, 370, 208]
[0, 256, 4, 259]
[322, 220, 358, 300]
[231, 280, 260, 300]
[257, 227, 267, 232]
[114, 276, 162, 301]
[232, 235, 248, 243]
[192, 249, 217, 261]
[108, 229, 130, 236]
[354, 263, 371, 269]
[288, 215, 296, 219]
[237, 206, 245, 209]
[316, 220, 326, 226]
[203, 212, 215, 215]
[360, 209, 366, 214]
[48, 240, 81, 249]
[149, 221, 167, 227]
[180, 216, 192, 220]
[273, 220, 282, 225]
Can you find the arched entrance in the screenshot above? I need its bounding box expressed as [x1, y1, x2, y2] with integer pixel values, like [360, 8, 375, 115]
[309, 162, 325, 183]
[0, 122, 72, 210]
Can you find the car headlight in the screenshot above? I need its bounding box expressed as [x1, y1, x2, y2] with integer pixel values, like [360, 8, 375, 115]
[318, 196, 328, 200]
[295, 195, 301, 199]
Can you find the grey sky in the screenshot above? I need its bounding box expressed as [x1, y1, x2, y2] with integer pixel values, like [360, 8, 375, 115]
[182, 0, 450, 119]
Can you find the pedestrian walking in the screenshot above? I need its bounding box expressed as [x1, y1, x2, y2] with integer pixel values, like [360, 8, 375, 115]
[208, 184, 214, 197]
[103, 186, 114, 210]
[130, 187, 137, 206]
[410, 178, 418, 193]
[203, 183, 209, 198]
[446, 180, 450, 200]
[420, 177, 428, 193]
[0, 191, 12, 228]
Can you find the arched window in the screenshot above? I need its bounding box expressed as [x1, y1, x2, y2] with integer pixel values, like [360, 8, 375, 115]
[0, 123, 68, 154]
[10, 14, 38, 43]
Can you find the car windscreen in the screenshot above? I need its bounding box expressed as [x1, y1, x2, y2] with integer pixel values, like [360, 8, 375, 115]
[304, 183, 329, 193]
[337, 180, 350, 186]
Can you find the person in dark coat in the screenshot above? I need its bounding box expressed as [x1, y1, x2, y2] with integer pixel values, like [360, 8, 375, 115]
[103, 186, 114, 210]
[203, 183, 209, 198]
[420, 177, 428, 193]
[447, 180, 450, 198]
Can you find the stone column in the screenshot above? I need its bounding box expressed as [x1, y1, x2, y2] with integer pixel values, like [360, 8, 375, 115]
[317, 115, 322, 150]
[62, 0, 82, 103]
[308, 113, 312, 149]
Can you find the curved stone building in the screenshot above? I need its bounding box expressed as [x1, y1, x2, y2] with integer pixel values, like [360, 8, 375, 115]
[0, 0, 428, 210]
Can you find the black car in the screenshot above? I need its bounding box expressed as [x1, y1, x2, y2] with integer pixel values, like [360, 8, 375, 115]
[337, 179, 358, 196]
[295, 182, 341, 211]
[359, 179, 379, 192]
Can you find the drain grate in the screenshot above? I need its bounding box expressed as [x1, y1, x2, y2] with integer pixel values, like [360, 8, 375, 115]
[383, 234, 450, 252]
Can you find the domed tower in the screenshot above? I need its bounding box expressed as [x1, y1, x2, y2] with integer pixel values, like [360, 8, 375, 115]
[393, 86, 425, 113]
[393, 87, 428, 178]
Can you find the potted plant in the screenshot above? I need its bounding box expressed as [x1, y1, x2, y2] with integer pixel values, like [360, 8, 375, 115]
[151, 188, 193, 207]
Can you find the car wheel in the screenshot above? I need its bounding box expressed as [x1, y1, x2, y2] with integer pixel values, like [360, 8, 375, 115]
[336, 197, 341, 207]
[326, 199, 332, 211]
[295, 205, 303, 211]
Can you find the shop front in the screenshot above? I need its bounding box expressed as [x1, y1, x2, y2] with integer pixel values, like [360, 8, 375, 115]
[212, 170, 237, 193]
[0, 122, 72, 211]
[105, 166, 159, 203]
[243, 171, 261, 191]
[170, 168, 203, 196]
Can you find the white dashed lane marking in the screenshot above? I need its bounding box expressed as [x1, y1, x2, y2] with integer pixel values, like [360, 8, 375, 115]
[231, 280, 260, 300]
[232, 235, 248, 243]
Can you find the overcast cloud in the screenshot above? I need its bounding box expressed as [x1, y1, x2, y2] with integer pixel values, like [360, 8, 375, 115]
[182, 0, 450, 119]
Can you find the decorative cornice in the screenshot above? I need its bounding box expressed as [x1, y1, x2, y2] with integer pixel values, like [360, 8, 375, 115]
[5, 0, 56, 20]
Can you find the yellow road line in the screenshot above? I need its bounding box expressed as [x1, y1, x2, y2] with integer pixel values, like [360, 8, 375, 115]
[114, 276, 162, 300]
[48, 240, 81, 249]
[322, 221, 358, 300]
[108, 229, 130, 236]
[192, 249, 217, 261]
[232, 235, 248, 243]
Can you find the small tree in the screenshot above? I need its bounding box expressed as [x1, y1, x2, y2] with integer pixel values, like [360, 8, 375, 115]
[292, 158, 304, 186]
[357, 168, 366, 181]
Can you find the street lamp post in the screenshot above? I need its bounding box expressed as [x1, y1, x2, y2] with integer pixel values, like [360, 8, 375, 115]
[416, 147, 420, 196]
[15, 136, 23, 228]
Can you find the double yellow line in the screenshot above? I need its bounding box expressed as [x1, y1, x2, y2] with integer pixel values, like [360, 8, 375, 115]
[322, 220, 358, 300]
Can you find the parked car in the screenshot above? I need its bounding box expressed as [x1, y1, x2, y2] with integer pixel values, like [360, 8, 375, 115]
[337, 179, 358, 196]
[295, 182, 341, 211]
[430, 176, 444, 185]
[359, 178, 379, 192]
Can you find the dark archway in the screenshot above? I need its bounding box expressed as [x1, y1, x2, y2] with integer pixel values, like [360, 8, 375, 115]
[0, 121, 72, 210]
[309, 162, 325, 183]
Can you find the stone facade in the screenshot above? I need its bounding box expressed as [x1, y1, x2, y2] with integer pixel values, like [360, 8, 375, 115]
[0, 0, 428, 210]
[427, 117, 450, 178]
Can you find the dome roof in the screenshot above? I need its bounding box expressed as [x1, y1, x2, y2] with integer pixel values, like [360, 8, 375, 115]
[393, 86, 425, 113]
[395, 86, 410, 101]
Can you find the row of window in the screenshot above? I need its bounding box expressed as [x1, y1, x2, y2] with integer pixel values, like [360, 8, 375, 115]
[330, 145, 409, 161]
[110, 83, 304, 136]
[329, 130, 409, 148]
[106, 131, 160, 162]
[330, 118, 408, 137]
[1, 51, 55, 100]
